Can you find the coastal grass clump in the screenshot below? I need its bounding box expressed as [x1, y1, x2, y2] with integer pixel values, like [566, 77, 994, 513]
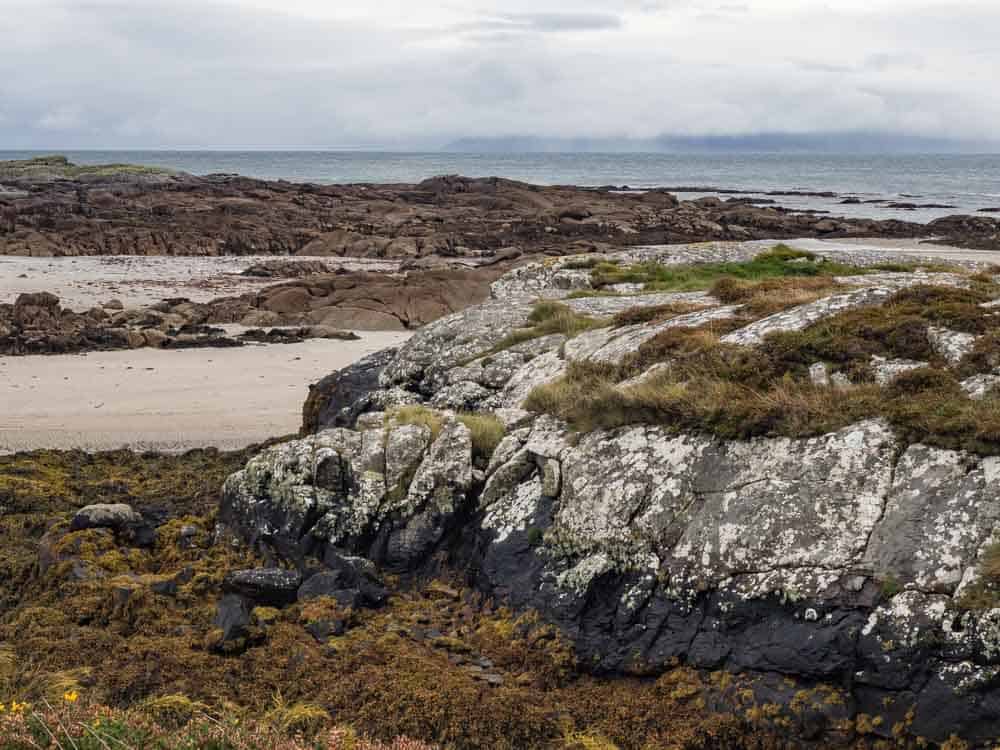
[525, 359, 880, 439]
[610, 301, 707, 328]
[589, 245, 856, 293]
[708, 275, 846, 317]
[525, 285, 1000, 454]
[387, 408, 505, 463]
[490, 301, 608, 353]
[457, 413, 506, 463]
[387, 405, 446, 441]
[0, 697, 438, 749]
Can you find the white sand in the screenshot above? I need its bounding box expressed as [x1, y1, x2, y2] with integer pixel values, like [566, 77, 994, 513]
[0, 331, 410, 454]
[0, 254, 399, 310]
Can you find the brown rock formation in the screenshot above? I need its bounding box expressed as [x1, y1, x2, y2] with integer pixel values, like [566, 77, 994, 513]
[7, 157, 997, 259]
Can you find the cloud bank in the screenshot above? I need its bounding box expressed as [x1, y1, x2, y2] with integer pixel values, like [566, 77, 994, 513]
[1, 0, 997, 148]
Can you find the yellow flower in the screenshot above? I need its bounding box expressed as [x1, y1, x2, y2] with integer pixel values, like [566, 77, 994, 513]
[63, 690, 79, 704]
[10, 700, 28, 713]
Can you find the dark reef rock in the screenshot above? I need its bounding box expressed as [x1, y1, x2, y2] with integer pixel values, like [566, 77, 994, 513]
[222, 568, 302, 607]
[302, 347, 399, 433]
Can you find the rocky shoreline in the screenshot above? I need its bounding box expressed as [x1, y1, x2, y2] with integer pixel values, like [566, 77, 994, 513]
[232, 242, 1000, 746]
[3, 156, 999, 261]
[6, 157, 1000, 748]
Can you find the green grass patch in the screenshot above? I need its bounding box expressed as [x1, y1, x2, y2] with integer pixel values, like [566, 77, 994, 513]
[0, 154, 174, 180]
[490, 302, 608, 353]
[591, 245, 856, 293]
[589, 244, 968, 296]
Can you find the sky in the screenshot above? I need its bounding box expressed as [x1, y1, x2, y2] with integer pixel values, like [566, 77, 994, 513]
[1, 0, 998, 149]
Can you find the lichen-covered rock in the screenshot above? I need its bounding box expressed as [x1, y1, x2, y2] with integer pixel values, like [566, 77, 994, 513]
[469, 417, 1000, 744]
[220, 417, 472, 571]
[927, 325, 978, 365]
[864, 446, 1000, 593]
[379, 300, 535, 396]
[962, 372, 1000, 399]
[70, 503, 155, 548]
[238, 242, 1000, 745]
[870, 355, 929, 386]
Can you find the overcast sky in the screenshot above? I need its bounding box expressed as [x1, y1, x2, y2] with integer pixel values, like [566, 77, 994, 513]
[1, 0, 998, 148]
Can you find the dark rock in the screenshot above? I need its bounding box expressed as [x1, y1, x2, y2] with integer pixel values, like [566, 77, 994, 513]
[214, 593, 253, 642]
[297, 567, 388, 610]
[70, 503, 156, 548]
[151, 578, 179, 597]
[305, 618, 346, 643]
[301, 347, 398, 432]
[222, 568, 302, 607]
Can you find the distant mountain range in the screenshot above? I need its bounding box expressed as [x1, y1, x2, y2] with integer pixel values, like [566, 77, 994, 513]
[442, 133, 999, 154]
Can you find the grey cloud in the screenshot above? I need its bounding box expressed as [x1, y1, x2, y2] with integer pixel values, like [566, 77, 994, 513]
[0, 0, 997, 148]
[456, 12, 623, 35]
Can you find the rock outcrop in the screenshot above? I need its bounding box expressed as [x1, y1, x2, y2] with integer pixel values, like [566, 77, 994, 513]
[225, 242, 1000, 745]
[5, 156, 999, 259]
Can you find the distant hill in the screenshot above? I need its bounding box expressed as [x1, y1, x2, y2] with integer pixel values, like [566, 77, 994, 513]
[443, 132, 999, 154]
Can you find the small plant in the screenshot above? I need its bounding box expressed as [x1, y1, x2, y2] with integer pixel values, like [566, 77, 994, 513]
[458, 413, 506, 463]
[880, 575, 902, 599]
[387, 405, 446, 441]
[489, 302, 608, 353]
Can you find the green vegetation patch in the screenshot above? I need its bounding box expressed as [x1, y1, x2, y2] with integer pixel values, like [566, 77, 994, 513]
[491, 301, 609, 353]
[590, 244, 964, 294]
[0, 154, 174, 181]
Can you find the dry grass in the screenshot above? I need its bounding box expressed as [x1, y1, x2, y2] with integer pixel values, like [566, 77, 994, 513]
[387, 406, 446, 441]
[709, 276, 846, 317]
[526, 360, 880, 439]
[611, 302, 707, 328]
[526, 304, 1000, 453]
[457, 413, 506, 464]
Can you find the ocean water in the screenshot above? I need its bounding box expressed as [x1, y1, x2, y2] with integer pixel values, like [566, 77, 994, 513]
[2, 150, 999, 223]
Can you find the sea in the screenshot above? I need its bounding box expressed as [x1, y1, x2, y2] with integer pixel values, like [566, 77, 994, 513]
[2, 150, 999, 224]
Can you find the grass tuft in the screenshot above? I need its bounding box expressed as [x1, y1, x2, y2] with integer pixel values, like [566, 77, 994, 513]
[457, 413, 506, 464]
[387, 406, 446, 442]
[490, 302, 608, 353]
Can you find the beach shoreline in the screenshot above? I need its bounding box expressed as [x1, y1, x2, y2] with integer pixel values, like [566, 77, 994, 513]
[0, 330, 410, 454]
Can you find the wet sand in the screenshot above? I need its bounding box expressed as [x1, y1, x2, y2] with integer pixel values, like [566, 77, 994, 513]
[0, 331, 410, 454]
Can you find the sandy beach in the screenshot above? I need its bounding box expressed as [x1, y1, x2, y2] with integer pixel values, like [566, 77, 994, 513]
[0, 331, 410, 454]
[0, 254, 398, 310]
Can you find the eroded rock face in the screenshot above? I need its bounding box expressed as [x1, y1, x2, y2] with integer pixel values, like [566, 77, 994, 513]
[224, 406, 1000, 742]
